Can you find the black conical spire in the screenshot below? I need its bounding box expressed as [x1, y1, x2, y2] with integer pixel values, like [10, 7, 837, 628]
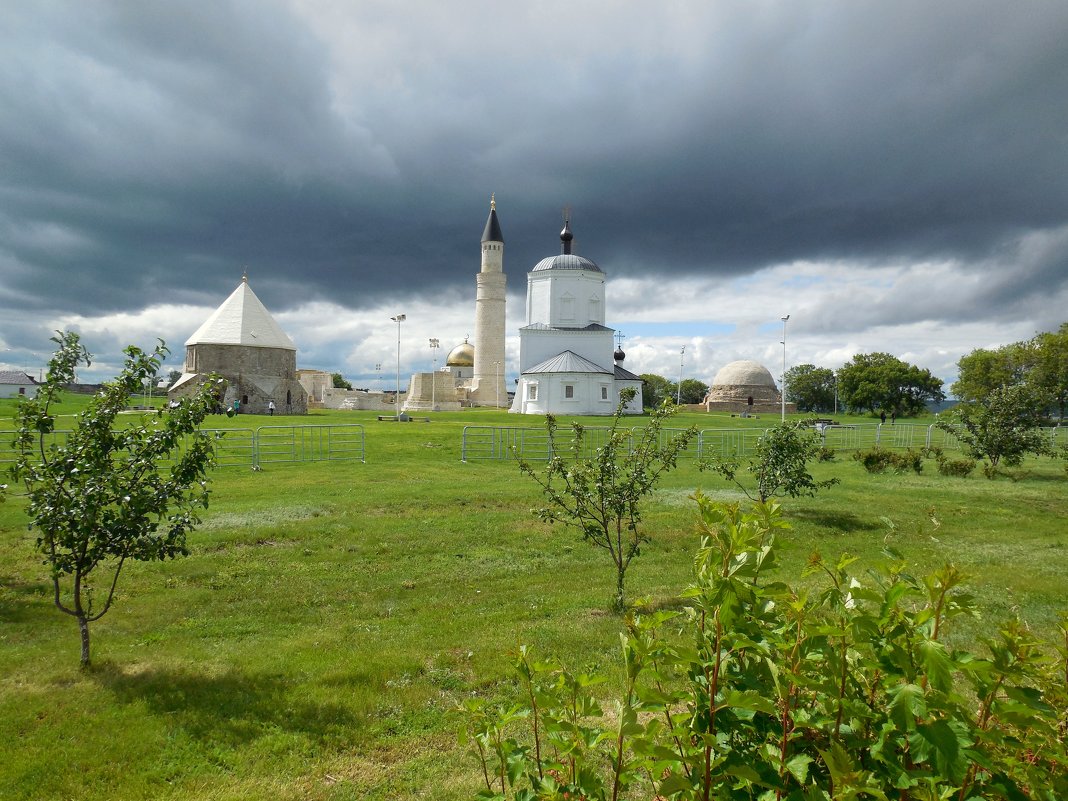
[481, 193, 504, 243]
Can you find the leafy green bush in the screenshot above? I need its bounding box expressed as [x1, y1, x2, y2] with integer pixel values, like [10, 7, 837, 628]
[817, 446, 836, 462]
[853, 446, 894, 473]
[891, 447, 924, 474]
[704, 421, 838, 502]
[461, 497, 1068, 800]
[854, 447, 923, 474]
[936, 455, 977, 477]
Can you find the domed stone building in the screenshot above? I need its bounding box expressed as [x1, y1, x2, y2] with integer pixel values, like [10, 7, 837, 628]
[703, 360, 794, 415]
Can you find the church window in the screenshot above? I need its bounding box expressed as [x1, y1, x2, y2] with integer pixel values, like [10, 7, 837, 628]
[528, 383, 538, 401]
[564, 384, 575, 399]
[601, 386, 609, 400]
[560, 293, 575, 321]
[588, 296, 601, 324]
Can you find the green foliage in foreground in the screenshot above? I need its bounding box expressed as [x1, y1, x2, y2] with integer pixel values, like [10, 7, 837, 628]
[518, 390, 697, 612]
[462, 497, 1068, 800]
[0, 403, 1065, 800]
[10, 333, 221, 667]
[704, 421, 839, 502]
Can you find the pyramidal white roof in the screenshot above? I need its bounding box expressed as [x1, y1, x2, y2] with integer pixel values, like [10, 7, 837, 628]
[186, 278, 296, 350]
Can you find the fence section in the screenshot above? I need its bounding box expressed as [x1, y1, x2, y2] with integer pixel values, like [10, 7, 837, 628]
[461, 424, 700, 462]
[0, 424, 365, 469]
[255, 424, 366, 465]
[462, 421, 1066, 463]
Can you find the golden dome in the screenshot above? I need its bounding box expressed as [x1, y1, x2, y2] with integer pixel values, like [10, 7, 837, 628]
[446, 338, 474, 367]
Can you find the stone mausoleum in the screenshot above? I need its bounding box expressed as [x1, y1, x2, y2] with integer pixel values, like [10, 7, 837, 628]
[169, 277, 308, 415]
[702, 359, 794, 415]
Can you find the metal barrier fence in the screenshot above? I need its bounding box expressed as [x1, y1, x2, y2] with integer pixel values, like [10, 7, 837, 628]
[461, 424, 698, 462]
[0, 424, 365, 468]
[461, 421, 1066, 462]
[254, 424, 366, 465]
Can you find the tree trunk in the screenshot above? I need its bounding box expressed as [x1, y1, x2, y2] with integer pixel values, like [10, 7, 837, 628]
[78, 615, 91, 669]
[613, 568, 626, 614]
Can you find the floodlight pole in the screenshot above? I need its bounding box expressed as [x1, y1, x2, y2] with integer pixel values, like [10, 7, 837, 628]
[677, 345, 686, 405]
[429, 338, 440, 411]
[780, 314, 790, 422]
[833, 371, 838, 415]
[392, 314, 406, 418]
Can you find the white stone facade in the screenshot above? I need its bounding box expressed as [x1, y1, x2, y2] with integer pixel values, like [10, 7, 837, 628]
[510, 220, 643, 416]
[471, 199, 507, 407]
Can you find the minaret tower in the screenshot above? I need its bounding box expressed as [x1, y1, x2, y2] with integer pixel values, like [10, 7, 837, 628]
[472, 194, 507, 407]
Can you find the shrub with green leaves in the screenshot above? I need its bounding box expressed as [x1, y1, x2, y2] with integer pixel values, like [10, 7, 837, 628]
[461, 496, 1068, 800]
[704, 420, 838, 502]
[854, 446, 923, 475]
[853, 446, 894, 473]
[516, 388, 696, 613]
[937, 455, 977, 477]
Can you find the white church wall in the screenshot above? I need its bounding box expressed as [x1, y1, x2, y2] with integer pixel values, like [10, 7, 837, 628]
[518, 328, 615, 373]
[526, 271, 606, 329]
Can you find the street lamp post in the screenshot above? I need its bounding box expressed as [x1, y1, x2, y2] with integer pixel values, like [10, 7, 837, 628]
[494, 361, 501, 408]
[833, 371, 838, 415]
[429, 338, 440, 411]
[780, 315, 790, 422]
[391, 314, 406, 418]
[676, 345, 686, 405]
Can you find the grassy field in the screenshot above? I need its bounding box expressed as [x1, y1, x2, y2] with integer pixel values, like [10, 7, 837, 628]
[1, 399, 1066, 800]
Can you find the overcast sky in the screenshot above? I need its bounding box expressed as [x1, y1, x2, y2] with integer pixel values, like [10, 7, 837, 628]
[2, 1, 1066, 392]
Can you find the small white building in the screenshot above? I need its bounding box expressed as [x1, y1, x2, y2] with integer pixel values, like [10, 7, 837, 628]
[510, 219, 642, 415]
[0, 370, 37, 399]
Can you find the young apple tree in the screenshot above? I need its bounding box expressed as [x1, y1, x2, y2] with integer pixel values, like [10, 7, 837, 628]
[704, 420, 838, 502]
[11, 332, 222, 668]
[516, 389, 696, 613]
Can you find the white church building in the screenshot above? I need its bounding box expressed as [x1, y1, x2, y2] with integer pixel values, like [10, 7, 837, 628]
[510, 218, 642, 415]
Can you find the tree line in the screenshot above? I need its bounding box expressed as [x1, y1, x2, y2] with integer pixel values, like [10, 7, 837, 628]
[783, 322, 1067, 419]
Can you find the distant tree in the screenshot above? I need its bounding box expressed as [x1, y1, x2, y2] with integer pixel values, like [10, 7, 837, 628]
[951, 341, 1036, 404]
[11, 332, 221, 668]
[516, 388, 697, 612]
[703, 420, 838, 502]
[166, 369, 182, 386]
[837, 352, 944, 416]
[677, 378, 709, 405]
[1032, 323, 1068, 419]
[784, 364, 836, 413]
[331, 372, 353, 390]
[640, 373, 674, 408]
[937, 383, 1056, 474]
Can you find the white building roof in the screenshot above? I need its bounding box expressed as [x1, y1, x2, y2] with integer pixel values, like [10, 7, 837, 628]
[186, 278, 296, 350]
[524, 350, 614, 375]
[0, 370, 35, 385]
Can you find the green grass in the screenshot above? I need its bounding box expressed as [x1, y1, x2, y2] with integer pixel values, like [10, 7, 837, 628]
[1, 403, 1065, 800]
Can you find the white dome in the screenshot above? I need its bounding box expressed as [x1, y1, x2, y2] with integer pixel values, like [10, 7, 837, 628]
[712, 360, 777, 387]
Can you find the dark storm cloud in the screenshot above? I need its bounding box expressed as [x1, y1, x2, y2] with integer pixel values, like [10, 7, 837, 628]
[2, 0, 1067, 362]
